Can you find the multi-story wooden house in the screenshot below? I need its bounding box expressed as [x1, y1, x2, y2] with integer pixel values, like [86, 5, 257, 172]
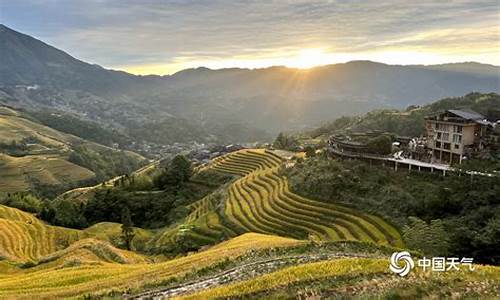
[425, 109, 493, 164]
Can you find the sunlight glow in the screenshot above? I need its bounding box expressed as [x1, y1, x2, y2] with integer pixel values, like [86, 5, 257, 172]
[287, 48, 334, 69]
[117, 46, 500, 76]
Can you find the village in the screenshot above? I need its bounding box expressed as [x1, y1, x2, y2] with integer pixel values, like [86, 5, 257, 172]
[326, 109, 500, 174]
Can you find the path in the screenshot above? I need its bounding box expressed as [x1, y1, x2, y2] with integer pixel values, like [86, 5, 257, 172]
[129, 253, 375, 299]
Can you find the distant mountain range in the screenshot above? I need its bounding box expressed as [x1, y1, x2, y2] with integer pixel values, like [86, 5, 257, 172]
[1, 24, 499, 143]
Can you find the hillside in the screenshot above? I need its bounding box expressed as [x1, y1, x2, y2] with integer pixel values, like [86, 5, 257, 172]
[0, 150, 499, 298]
[147, 149, 403, 254]
[48, 149, 401, 253]
[1, 25, 498, 143]
[309, 92, 500, 138]
[0, 105, 145, 196]
[0, 206, 498, 299]
[0, 204, 152, 264]
[178, 257, 500, 299]
[0, 215, 307, 298]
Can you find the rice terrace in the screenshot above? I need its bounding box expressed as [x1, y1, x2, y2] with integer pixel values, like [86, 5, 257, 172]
[1, 2, 500, 298]
[0, 148, 499, 298]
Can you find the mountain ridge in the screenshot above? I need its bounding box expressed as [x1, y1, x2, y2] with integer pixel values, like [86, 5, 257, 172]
[0, 24, 498, 141]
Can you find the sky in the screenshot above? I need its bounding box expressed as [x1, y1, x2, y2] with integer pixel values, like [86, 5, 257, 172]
[1, 0, 499, 75]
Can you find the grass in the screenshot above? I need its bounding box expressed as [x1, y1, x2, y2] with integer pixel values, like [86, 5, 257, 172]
[177, 257, 389, 299]
[148, 193, 238, 252]
[0, 112, 76, 148]
[0, 233, 304, 298]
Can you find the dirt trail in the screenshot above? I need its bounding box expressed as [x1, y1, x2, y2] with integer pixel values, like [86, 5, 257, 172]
[130, 253, 372, 299]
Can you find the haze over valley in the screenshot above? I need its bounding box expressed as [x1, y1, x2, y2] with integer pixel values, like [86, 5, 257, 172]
[1, 1, 500, 298]
[1, 24, 498, 146]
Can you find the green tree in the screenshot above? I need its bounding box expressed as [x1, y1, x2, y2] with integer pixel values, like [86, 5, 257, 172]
[304, 146, 316, 158]
[50, 199, 88, 228]
[402, 217, 450, 256]
[0, 192, 43, 214]
[273, 133, 299, 151]
[39, 200, 56, 223]
[366, 135, 392, 155]
[156, 155, 193, 189]
[121, 206, 135, 251]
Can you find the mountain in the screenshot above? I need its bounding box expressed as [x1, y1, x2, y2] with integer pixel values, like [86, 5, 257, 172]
[0, 24, 499, 142]
[416, 62, 500, 77]
[0, 24, 141, 92]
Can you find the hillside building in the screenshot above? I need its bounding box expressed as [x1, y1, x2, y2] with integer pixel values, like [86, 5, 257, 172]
[425, 109, 494, 164]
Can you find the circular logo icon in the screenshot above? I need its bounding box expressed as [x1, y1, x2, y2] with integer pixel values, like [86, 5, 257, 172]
[389, 251, 414, 277]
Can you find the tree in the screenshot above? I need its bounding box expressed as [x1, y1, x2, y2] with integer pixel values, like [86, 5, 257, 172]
[366, 135, 392, 155]
[155, 155, 193, 189]
[273, 133, 299, 151]
[402, 217, 450, 256]
[304, 146, 316, 158]
[121, 206, 135, 250]
[39, 201, 56, 223]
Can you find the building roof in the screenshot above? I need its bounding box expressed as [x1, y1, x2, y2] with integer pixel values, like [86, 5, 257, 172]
[426, 109, 494, 126]
[448, 109, 485, 121]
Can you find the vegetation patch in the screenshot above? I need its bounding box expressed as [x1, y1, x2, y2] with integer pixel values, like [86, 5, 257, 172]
[283, 156, 500, 264]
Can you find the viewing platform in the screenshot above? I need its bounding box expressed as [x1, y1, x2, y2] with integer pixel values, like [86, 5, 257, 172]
[327, 147, 451, 175]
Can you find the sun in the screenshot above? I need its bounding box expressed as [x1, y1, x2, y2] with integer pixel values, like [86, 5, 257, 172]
[288, 48, 332, 69]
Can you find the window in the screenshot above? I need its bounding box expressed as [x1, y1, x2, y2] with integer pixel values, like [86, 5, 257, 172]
[453, 125, 462, 133]
[436, 123, 449, 132]
[435, 141, 441, 148]
[454, 144, 460, 149]
[437, 132, 442, 140]
[442, 133, 449, 141]
[453, 134, 462, 143]
[443, 143, 451, 150]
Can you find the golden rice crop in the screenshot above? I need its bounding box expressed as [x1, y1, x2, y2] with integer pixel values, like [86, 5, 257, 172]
[207, 149, 402, 247]
[0, 233, 303, 298]
[177, 257, 500, 300]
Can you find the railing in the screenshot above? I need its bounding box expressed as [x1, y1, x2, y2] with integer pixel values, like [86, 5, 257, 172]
[327, 147, 390, 160]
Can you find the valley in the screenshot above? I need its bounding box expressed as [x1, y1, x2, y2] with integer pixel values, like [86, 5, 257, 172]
[0, 90, 499, 299]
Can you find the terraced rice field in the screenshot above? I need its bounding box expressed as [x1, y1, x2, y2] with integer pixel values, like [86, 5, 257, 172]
[56, 159, 158, 203]
[177, 257, 500, 299]
[0, 205, 153, 263]
[84, 222, 154, 252]
[0, 153, 95, 194]
[207, 149, 403, 247]
[0, 233, 304, 298]
[0, 205, 88, 262]
[34, 238, 148, 268]
[149, 195, 239, 251]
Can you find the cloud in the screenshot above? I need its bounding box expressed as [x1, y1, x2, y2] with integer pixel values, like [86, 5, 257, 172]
[1, 0, 498, 74]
